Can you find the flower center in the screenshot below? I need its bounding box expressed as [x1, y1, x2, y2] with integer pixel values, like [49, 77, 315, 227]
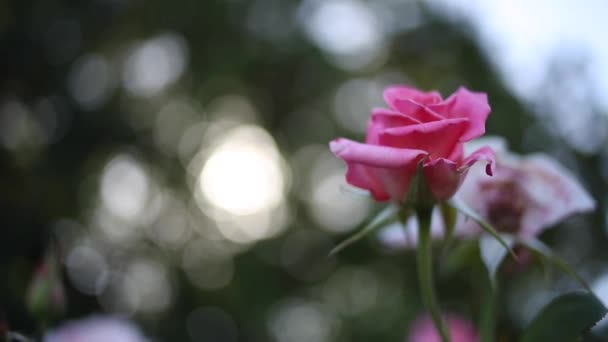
[480, 179, 527, 234]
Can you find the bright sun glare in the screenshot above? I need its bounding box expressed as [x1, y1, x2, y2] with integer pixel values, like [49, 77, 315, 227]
[199, 126, 285, 217]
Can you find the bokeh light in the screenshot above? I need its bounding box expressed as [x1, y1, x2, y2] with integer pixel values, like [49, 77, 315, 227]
[199, 126, 284, 216]
[100, 154, 150, 222]
[268, 299, 340, 342]
[194, 124, 290, 244]
[306, 149, 371, 233]
[181, 238, 235, 290]
[122, 32, 189, 97]
[298, 0, 387, 70]
[66, 245, 109, 296]
[321, 266, 379, 316]
[68, 53, 114, 110]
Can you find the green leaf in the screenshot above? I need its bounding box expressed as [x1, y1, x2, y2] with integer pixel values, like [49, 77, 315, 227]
[329, 204, 401, 256]
[448, 198, 518, 261]
[521, 291, 607, 342]
[479, 233, 515, 288]
[518, 238, 592, 293]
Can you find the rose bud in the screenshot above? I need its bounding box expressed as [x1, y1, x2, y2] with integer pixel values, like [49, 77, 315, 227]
[26, 250, 66, 322]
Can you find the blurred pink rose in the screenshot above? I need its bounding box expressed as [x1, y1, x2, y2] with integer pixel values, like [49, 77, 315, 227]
[330, 85, 494, 202]
[408, 314, 479, 342]
[456, 138, 596, 238]
[44, 316, 148, 342]
[380, 137, 596, 247]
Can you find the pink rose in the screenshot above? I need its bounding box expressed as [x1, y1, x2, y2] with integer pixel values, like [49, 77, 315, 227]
[330, 85, 495, 202]
[44, 316, 148, 342]
[379, 137, 596, 247]
[408, 314, 479, 342]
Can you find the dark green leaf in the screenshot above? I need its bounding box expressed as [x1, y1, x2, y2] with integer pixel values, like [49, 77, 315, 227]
[521, 291, 607, 342]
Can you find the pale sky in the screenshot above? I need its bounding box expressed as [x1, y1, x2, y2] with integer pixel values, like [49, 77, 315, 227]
[427, 0, 608, 152]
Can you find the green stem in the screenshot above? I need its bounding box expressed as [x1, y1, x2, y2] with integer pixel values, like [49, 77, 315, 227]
[414, 208, 450, 342]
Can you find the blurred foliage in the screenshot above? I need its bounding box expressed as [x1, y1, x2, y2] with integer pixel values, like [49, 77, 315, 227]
[0, 0, 606, 341]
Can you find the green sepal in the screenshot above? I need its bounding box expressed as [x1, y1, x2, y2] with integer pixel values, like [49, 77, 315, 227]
[329, 204, 401, 256]
[439, 201, 458, 250]
[404, 159, 435, 212]
[521, 291, 607, 342]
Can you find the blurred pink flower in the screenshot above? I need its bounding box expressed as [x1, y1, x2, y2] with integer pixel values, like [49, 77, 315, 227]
[44, 316, 148, 342]
[330, 85, 494, 203]
[380, 137, 596, 247]
[408, 314, 479, 342]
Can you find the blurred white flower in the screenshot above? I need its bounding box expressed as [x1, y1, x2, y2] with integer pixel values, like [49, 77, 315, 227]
[44, 316, 148, 342]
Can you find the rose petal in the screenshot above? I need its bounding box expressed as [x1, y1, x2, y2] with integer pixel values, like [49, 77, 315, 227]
[518, 154, 596, 238]
[366, 108, 421, 145]
[379, 118, 469, 159]
[383, 85, 442, 106]
[389, 99, 445, 122]
[344, 163, 391, 201]
[448, 143, 464, 163]
[452, 149, 497, 215]
[371, 107, 421, 127]
[330, 138, 427, 201]
[330, 138, 427, 168]
[423, 158, 464, 200]
[422, 146, 495, 200]
[428, 87, 490, 141]
[383, 86, 445, 122]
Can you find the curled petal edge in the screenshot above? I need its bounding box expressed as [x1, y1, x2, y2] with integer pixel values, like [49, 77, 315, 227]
[458, 145, 496, 176]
